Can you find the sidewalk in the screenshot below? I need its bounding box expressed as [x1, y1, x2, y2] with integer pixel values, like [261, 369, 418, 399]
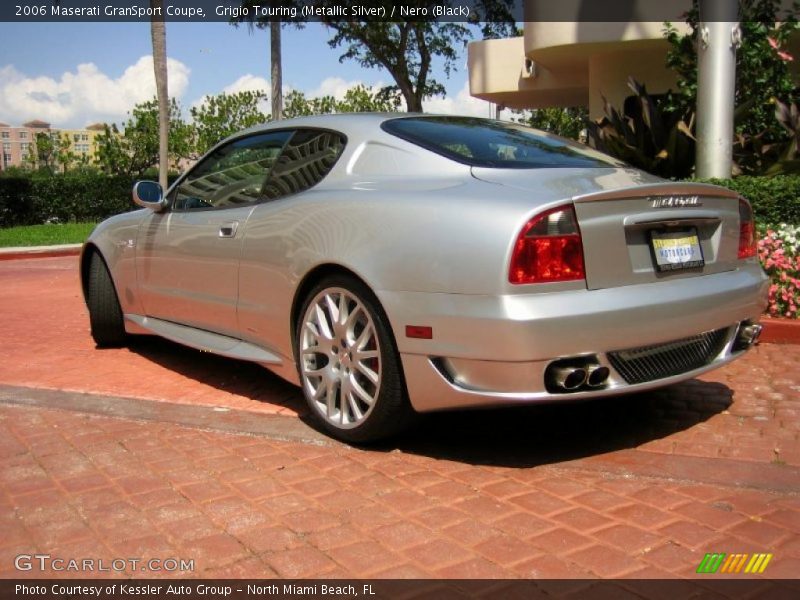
[1, 401, 798, 579]
[0, 255, 798, 580]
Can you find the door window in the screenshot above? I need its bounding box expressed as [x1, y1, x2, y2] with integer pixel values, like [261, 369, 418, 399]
[173, 131, 292, 210]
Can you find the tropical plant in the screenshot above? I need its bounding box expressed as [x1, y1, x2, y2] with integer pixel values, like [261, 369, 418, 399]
[586, 78, 695, 179]
[281, 86, 400, 119]
[766, 99, 800, 175]
[514, 107, 588, 140]
[24, 132, 73, 173]
[95, 98, 192, 178]
[190, 90, 269, 156]
[664, 0, 800, 174]
[336, 85, 401, 113]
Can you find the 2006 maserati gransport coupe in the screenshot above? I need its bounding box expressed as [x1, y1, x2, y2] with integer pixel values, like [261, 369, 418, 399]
[81, 114, 768, 442]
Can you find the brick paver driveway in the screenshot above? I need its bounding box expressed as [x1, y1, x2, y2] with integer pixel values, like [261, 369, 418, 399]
[0, 256, 798, 580]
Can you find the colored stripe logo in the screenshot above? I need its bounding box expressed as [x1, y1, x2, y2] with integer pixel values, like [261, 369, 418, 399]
[697, 553, 773, 574]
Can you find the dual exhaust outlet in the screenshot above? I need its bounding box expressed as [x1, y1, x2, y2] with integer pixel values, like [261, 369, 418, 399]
[550, 363, 610, 392]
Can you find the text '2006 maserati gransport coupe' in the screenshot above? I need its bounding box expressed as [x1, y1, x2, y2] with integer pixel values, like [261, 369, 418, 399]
[81, 114, 768, 442]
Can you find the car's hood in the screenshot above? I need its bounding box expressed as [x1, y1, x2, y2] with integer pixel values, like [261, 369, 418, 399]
[470, 167, 664, 201]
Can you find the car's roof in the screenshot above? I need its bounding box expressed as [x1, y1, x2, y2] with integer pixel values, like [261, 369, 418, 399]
[237, 112, 418, 138]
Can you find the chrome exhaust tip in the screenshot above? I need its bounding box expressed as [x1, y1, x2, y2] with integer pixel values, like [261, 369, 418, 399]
[586, 365, 610, 388]
[552, 366, 588, 391]
[739, 323, 762, 346]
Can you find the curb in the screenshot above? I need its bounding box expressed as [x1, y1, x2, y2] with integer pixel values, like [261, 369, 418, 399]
[760, 316, 800, 345]
[0, 244, 81, 261]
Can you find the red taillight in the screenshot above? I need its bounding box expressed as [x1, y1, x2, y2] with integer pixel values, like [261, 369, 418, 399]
[738, 198, 757, 259]
[509, 204, 585, 284]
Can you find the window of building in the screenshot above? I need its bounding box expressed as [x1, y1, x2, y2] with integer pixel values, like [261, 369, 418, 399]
[73, 134, 80, 142]
[18, 131, 27, 140]
[20, 143, 30, 153]
[81, 134, 88, 141]
[1, 132, 9, 139]
[2, 142, 10, 152]
[3, 153, 12, 165]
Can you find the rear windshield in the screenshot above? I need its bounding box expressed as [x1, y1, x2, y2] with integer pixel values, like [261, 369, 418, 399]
[382, 116, 620, 169]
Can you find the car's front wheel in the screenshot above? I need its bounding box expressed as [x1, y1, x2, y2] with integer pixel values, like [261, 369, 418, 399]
[86, 252, 127, 348]
[296, 275, 413, 443]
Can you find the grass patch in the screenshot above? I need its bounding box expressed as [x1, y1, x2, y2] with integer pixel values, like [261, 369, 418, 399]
[0, 223, 96, 247]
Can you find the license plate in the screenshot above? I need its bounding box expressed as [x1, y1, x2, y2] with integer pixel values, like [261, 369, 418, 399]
[649, 229, 704, 272]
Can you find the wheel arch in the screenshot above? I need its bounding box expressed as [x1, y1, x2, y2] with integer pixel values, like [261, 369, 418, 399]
[79, 243, 100, 303]
[290, 263, 381, 358]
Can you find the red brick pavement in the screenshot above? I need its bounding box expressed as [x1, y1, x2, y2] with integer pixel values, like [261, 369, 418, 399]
[1, 404, 799, 579]
[0, 257, 304, 417]
[0, 256, 799, 580]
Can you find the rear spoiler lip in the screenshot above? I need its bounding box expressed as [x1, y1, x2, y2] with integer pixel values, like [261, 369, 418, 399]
[572, 182, 740, 203]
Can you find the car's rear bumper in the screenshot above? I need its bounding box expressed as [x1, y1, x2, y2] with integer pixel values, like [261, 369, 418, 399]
[378, 264, 769, 412]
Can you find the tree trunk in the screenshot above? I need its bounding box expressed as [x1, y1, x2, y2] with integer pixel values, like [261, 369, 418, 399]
[406, 94, 423, 113]
[271, 21, 283, 121]
[150, 0, 169, 189]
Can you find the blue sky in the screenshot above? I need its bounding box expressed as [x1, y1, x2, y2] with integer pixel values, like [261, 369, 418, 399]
[0, 21, 491, 128]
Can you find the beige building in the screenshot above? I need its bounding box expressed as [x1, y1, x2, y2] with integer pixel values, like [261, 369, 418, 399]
[0, 120, 105, 171]
[0, 121, 44, 171]
[468, 0, 799, 119]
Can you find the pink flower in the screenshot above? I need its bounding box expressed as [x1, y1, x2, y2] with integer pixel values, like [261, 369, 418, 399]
[767, 36, 794, 61]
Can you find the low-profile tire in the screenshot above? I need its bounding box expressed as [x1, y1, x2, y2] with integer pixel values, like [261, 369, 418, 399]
[87, 252, 127, 348]
[296, 274, 414, 443]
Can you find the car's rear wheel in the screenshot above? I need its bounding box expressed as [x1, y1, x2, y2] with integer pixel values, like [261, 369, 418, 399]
[87, 252, 127, 348]
[296, 275, 413, 443]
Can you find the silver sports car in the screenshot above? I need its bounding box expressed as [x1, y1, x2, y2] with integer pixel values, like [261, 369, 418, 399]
[81, 114, 768, 442]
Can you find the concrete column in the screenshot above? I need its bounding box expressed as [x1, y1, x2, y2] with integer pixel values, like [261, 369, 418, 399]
[696, 0, 740, 178]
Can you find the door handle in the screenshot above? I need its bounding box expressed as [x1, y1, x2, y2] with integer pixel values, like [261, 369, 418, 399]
[219, 221, 239, 238]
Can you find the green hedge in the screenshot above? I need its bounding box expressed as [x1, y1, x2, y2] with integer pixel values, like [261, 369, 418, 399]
[696, 176, 800, 226]
[0, 173, 136, 227]
[0, 177, 35, 227]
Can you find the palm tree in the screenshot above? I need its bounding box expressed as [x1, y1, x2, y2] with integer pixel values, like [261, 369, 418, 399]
[236, 3, 295, 121]
[150, 0, 169, 188]
[270, 20, 282, 120]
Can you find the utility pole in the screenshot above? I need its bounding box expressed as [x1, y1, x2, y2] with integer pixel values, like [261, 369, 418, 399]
[696, 0, 740, 178]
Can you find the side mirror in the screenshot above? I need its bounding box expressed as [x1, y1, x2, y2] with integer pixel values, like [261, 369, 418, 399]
[132, 180, 167, 211]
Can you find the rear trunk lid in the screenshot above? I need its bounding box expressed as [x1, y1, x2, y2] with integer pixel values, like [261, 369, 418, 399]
[471, 167, 743, 290]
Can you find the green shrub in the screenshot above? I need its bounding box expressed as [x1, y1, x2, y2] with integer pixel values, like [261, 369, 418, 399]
[0, 172, 181, 227]
[695, 175, 800, 226]
[28, 173, 135, 225]
[0, 177, 35, 227]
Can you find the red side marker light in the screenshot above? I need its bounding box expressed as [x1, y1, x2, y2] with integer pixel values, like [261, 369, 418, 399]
[406, 325, 433, 339]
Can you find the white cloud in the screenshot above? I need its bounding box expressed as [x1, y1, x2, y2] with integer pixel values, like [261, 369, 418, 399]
[189, 74, 274, 117]
[0, 57, 190, 128]
[423, 80, 495, 118]
[307, 76, 373, 101]
[223, 74, 270, 95]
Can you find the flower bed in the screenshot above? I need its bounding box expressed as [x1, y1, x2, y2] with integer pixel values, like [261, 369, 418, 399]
[758, 223, 800, 319]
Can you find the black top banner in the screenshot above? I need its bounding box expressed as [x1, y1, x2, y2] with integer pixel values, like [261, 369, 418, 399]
[3, 0, 794, 24]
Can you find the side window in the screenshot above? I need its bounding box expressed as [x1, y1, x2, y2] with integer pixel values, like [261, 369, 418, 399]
[262, 130, 346, 200]
[172, 131, 291, 210]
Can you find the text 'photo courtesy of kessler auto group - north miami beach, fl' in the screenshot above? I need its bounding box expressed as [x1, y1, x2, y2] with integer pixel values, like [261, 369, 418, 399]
[1, 0, 799, 599]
